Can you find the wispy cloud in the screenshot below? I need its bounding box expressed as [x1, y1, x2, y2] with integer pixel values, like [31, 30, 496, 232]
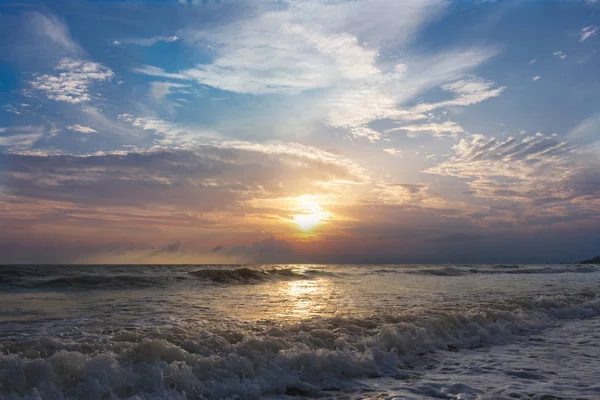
[386, 121, 465, 138]
[0, 126, 45, 150]
[580, 25, 598, 41]
[67, 124, 97, 134]
[0, 143, 366, 212]
[133, 1, 501, 141]
[533, 76, 541, 82]
[411, 77, 505, 114]
[27, 12, 81, 55]
[553, 50, 567, 59]
[149, 82, 191, 101]
[115, 35, 179, 47]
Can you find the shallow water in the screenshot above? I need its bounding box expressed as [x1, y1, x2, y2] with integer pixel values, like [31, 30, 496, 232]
[1, 264, 599, 399]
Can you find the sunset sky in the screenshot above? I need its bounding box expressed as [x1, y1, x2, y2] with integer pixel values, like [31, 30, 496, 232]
[1, 0, 599, 264]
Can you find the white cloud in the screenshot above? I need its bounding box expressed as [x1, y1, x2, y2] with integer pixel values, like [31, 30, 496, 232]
[553, 50, 567, 59]
[424, 134, 600, 206]
[383, 148, 402, 156]
[67, 124, 97, 134]
[580, 26, 598, 41]
[181, 21, 379, 95]
[567, 113, 600, 145]
[133, 1, 500, 142]
[411, 76, 505, 114]
[117, 114, 217, 145]
[0, 126, 45, 150]
[132, 65, 190, 81]
[2, 104, 21, 115]
[533, 76, 541, 82]
[386, 121, 464, 138]
[149, 82, 190, 100]
[529, 59, 536, 64]
[324, 51, 500, 140]
[0, 134, 42, 150]
[28, 13, 81, 55]
[120, 35, 180, 46]
[30, 58, 114, 103]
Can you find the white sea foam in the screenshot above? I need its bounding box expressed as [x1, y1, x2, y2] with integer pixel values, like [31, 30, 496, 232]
[1, 287, 600, 399]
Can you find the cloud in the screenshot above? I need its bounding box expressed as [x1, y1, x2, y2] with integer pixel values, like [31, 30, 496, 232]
[131, 65, 190, 81]
[386, 121, 464, 138]
[553, 50, 567, 59]
[117, 114, 217, 145]
[154, 240, 183, 254]
[412, 77, 505, 114]
[27, 12, 81, 55]
[533, 76, 541, 82]
[118, 35, 180, 46]
[181, 23, 378, 95]
[383, 148, 402, 156]
[529, 59, 536, 64]
[132, 1, 500, 141]
[29, 58, 114, 103]
[224, 237, 298, 263]
[0, 126, 45, 150]
[67, 125, 97, 134]
[0, 142, 366, 210]
[149, 82, 191, 100]
[167, 0, 449, 95]
[0, 133, 42, 150]
[567, 113, 600, 145]
[580, 25, 598, 41]
[323, 51, 500, 140]
[2, 104, 21, 115]
[425, 132, 600, 212]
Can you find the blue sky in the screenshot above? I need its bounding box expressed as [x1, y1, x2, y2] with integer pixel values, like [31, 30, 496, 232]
[0, 0, 599, 264]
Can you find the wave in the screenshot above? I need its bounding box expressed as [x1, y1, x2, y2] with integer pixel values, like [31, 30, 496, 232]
[38, 275, 164, 289]
[407, 266, 468, 276]
[0, 266, 338, 291]
[2, 290, 599, 399]
[406, 265, 598, 276]
[188, 267, 333, 284]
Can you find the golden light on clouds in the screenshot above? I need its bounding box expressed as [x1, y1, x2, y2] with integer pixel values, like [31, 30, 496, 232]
[292, 198, 331, 231]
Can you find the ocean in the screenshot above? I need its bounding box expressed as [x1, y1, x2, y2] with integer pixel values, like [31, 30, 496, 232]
[1, 264, 599, 400]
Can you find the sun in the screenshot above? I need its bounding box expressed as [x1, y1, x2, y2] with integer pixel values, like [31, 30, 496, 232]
[292, 199, 330, 231]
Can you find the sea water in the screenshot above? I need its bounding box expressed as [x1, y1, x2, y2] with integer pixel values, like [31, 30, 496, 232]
[1, 264, 599, 399]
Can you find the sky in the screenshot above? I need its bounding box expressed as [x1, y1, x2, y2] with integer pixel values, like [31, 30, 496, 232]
[0, 0, 599, 264]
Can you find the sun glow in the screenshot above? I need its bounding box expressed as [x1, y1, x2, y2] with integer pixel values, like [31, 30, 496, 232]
[292, 199, 330, 231]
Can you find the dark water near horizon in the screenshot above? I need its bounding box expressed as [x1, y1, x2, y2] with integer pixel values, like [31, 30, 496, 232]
[1, 264, 600, 399]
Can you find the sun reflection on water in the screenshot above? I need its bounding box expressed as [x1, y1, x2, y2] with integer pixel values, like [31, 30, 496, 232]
[278, 279, 330, 319]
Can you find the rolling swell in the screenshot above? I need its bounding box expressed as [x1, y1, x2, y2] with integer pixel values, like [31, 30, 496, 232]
[38, 275, 163, 289]
[188, 267, 332, 284]
[406, 265, 598, 276]
[1, 266, 336, 291]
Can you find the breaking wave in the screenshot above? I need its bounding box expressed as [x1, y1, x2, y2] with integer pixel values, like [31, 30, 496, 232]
[1, 290, 599, 399]
[188, 267, 335, 284]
